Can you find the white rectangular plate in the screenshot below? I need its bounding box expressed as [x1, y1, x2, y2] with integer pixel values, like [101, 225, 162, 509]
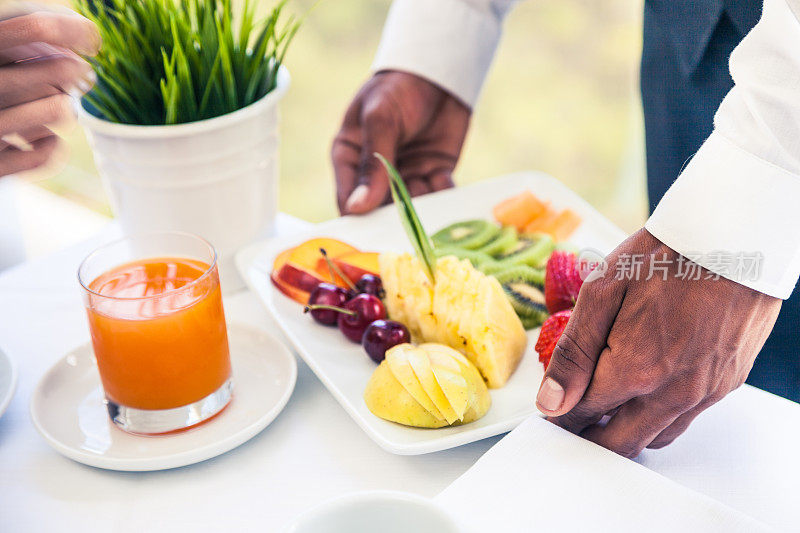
[236, 172, 628, 455]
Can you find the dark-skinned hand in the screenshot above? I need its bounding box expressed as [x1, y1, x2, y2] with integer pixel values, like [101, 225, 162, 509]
[332, 70, 470, 214]
[536, 228, 781, 457]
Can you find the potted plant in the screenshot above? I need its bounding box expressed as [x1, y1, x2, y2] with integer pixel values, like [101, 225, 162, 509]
[76, 0, 299, 289]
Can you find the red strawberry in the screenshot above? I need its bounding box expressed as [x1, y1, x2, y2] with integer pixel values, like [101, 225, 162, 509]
[534, 309, 572, 369]
[545, 251, 584, 314]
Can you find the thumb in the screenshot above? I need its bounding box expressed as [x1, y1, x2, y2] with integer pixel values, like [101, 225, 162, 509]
[536, 270, 624, 416]
[344, 105, 400, 215]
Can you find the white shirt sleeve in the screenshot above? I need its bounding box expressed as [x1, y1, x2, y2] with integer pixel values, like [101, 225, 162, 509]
[646, 0, 800, 299]
[372, 0, 519, 107]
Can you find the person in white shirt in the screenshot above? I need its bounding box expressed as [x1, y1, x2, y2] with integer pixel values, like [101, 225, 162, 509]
[0, 8, 99, 178]
[332, 0, 799, 457]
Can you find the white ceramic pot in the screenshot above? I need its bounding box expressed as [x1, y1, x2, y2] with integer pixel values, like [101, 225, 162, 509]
[79, 67, 290, 291]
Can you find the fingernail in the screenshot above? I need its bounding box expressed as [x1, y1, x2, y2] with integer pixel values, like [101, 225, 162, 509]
[76, 70, 96, 94]
[345, 184, 369, 213]
[1, 134, 33, 152]
[536, 377, 564, 413]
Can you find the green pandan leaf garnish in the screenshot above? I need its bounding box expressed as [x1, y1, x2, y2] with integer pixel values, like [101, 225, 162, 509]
[374, 153, 437, 283]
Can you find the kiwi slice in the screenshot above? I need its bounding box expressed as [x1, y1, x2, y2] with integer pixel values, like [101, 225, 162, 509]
[495, 233, 555, 269]
[520, 314, 546, 330]
[435, 246, 494, 269]
[432, 220, 501, 250]
[493, 266, 549, 329]
[478, 260, 505, 276]
[478, 226, 519, 257]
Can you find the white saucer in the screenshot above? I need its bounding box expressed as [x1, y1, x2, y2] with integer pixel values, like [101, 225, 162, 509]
[30, 323, 297, 471]
[0, 347, 18, 420]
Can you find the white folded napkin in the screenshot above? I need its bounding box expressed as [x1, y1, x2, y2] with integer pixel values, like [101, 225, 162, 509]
[435, 416, 771, 533]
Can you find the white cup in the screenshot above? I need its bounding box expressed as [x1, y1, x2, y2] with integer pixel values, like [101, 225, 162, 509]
[286, 491, 461, 533]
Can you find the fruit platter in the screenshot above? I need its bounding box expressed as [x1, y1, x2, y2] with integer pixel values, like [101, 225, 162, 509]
[237, 169, 627, 454]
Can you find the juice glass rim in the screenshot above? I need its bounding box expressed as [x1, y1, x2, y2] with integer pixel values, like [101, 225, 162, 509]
[77, 231, 218, 301]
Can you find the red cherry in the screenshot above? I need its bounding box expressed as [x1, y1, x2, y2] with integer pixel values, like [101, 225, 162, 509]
[305, 283, 349, 326]
[356, 274, 385, 298]
[337, 294, 386, 343]
[362, 320, 410, 362]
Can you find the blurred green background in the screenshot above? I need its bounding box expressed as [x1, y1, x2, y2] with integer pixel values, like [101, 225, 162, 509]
[46, 0, 647, 232]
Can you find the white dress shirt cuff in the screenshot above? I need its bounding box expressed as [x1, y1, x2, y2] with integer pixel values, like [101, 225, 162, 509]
[372, 0, 504, 107]
[646, 132, 800, 299]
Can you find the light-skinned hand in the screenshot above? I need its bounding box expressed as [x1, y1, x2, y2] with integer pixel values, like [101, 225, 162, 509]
[0, 7, 100, 177]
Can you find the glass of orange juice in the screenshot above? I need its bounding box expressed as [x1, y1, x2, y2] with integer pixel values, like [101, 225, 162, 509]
[78, 232, 232, 434]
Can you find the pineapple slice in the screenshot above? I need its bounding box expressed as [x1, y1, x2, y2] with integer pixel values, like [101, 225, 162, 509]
[380, 252, 405, 325]
[379, 253, 527, 388]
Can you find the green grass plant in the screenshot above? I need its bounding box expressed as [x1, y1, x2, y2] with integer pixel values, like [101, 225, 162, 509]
[75, 0, 300, 125]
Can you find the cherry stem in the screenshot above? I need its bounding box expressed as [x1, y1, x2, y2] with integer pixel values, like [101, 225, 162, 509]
[320, 247, 357, 291]
[320, 247, 337, 284]
[304, 304, 357, 317]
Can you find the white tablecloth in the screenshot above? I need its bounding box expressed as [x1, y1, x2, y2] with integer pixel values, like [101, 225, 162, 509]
[1, 215, 799, 532]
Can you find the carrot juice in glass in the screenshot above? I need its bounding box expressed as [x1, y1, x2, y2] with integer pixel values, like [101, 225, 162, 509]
[78, 232, 232, 434]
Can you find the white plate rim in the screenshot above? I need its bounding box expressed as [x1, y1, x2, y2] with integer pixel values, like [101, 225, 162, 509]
[237, 172, 628, 455]
[29, 323, 297, 471]
[0, 346, 18, 420]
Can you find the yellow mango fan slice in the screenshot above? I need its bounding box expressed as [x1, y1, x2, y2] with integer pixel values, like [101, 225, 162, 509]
[386, 344, 446, 422]
[422, 343, 476, 418]
[379, 254, 528, 388]
[364, 343, 491, 428]
[363, 361, 447, 428]
[430, 367, 470, 421]
[404, 345, 460, 425]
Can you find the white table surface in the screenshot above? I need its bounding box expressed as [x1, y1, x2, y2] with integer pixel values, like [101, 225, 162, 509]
[1, 214, 799, 532]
